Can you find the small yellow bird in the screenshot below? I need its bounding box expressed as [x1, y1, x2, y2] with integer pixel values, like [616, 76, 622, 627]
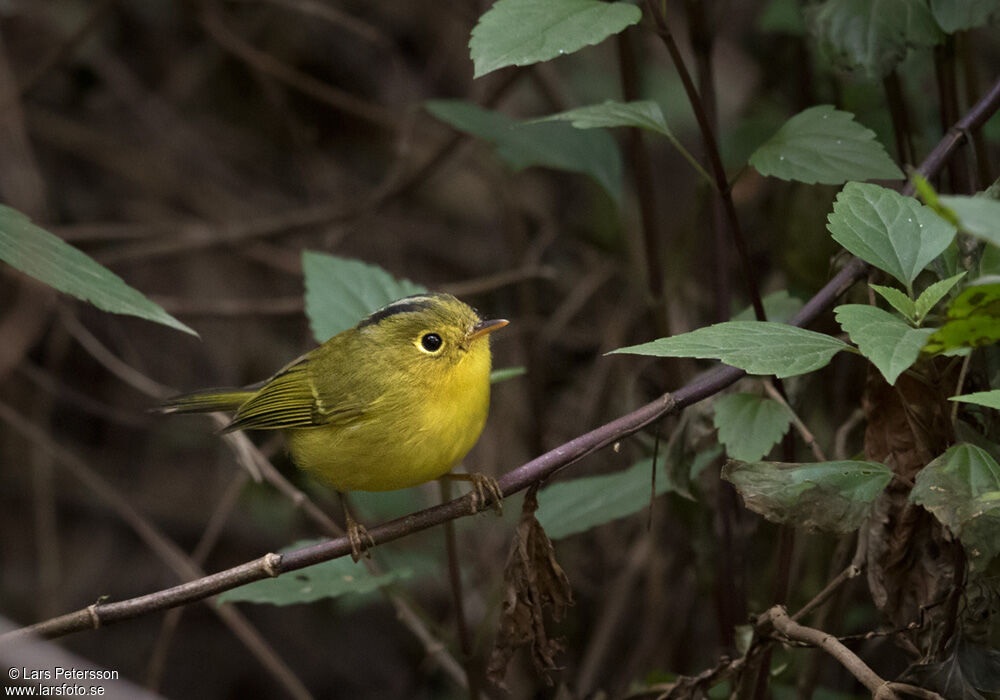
[161, 293, 508, 558]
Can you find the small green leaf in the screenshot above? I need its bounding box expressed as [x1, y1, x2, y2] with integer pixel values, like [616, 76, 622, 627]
[537, 100, 671, 135]
[713, 394, 792, 462]
[914, 272, 966, 322]
[835, 304, 935, 384]
[536, 453, 681, 539]
[911, 444, 1000, 570]
[0, 205, 196, 335]
[469, 0, 641, 78]
[218, 540, 414, 605]
[924, 283, 1000, 353]
[949, 390, 1000, 411]
[808, 0, 943, 78]
[426, 99, 623, 201]
[302, 251, 426, 343]
[749, 105, 902, 185]
[871, 283, 917, 322]
[930, 0, 1000, 32]
[731, 290, 805, 324]
[490, 366, 527, 383]
[610, 321, 849, 379]
[938, 195, 1000, 247]
[827, 182, 957, 291]
[723, 460, 893, 533]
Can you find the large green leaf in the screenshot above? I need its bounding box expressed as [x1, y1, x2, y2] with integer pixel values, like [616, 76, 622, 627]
[808, 0, 943, 78]
[536, 452, 688, 540]
[425, 99, 623, 202]
[469, 0, 641, 78]
[723, 460, 893, 533]
[924, 283, 1000, 353]
[732, 290, 805, 324]
[930, 0, 1000, 32]
[911, 444, 1000, 571]
[302, 251, 426, 343]
[0, 205, 195, 335]
[938, 195, 1000, 247]
[749, 105, 902, 185]
[834, 304, 935, 384]
[218, 540, 416, 605]
[713, 394, 792, 462]
[610, 321, 849, 379]
[827, 182, 957, 292]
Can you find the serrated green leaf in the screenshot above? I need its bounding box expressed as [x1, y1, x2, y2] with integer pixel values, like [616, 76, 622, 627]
[930, 0, 1000, 32]
[469, 0, 641, 78]
[827, 182, 957, 291]
[911, 444, 1000, 570]
[490, 366, 526, 383]
[808, 0, 943, 78]
[749, 105, 902, 185]
[713, 394, 792, 462]
[302, 251, 426, 343]
[914, 272, 966, 322]
[723, 460, 893, 533]
[218, 540, 414, 605]
[732, 290, 805, 324]
[425, 99, 622, 201]
[835, 304, 935, 384]
[610, 321, 848, 379]
[938, 195, 1000, 246]
[950, 390, 1000, 411]
[0, 205, 196, 335]
[536, 453, 681, 539]
[925, 283, 1000, 353]
[871, 283, 917, 322]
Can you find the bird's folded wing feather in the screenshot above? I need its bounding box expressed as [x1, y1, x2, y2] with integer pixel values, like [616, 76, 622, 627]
[223, 354, 374, 432]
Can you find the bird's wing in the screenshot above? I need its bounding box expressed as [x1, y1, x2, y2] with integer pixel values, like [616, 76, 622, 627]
[222, 351, 374, 432]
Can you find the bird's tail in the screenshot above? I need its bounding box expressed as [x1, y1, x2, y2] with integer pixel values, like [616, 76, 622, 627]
[158, 388, 253, 415]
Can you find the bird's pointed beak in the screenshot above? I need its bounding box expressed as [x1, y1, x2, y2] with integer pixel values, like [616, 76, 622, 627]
[467, 318, 509, 341]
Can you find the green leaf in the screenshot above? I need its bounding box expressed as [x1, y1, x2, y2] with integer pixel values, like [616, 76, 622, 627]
[731, 290, 805, 324]
[425, 99, 623, 201]
[930, 0, 1000, 32]
[537, 100, 671, 135]
[950, 390, 1000, 411]
[827, 182, 957, 291]
[723, 460, 893, 533]
[610, 321, 849, 379]
[490, 366, 527, 383]
[834, 304, 935, 384]
[536, 453, 681, 539]
[911, 444, 1000, 570]
[0, 205, 196, 335]
[302, 251, 427, 343]
[914, 272, 966, 322]
[870, 283, 916, 322]
[925, 283, 1000, 353]
[218, 540, 414, 605]
[808, 0, 943, 78]
[469, 0, 641, 78]
[713, 394, 792, 462]
[938, 195, 1000, 246]
[749, 105, 902, 185]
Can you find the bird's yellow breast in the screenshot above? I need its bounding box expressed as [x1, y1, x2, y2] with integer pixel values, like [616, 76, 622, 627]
[285, 341, 492, 492]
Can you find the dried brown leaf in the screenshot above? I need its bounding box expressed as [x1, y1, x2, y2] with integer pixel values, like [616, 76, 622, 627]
[487, 486, 574, 688]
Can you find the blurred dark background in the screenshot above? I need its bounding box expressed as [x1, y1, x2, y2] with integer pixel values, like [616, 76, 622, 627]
[1, 1, 998, 698]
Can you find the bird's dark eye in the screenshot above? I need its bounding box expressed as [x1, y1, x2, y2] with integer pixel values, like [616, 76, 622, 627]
[420, 333, 443, 352]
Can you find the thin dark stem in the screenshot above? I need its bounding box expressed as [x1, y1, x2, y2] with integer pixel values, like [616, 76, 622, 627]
[643, 0, 766, 322]
[958, 32, 992, 187]
[883, 71, 915, 167]
[439, 481, 480, 700]
[934, 37, 970, 193]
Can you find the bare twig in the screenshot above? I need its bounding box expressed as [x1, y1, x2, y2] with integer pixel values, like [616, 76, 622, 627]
[764, 381, 827, 462]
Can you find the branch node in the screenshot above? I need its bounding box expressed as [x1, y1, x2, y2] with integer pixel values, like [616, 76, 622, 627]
[262, 552, 282, 578]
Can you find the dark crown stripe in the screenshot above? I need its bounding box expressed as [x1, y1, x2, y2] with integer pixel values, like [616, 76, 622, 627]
[357, 296, 438, 329]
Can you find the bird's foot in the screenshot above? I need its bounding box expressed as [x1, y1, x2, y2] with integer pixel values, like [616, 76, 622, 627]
[443, 472, 503, 515]
[343, 506, 374, 562]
